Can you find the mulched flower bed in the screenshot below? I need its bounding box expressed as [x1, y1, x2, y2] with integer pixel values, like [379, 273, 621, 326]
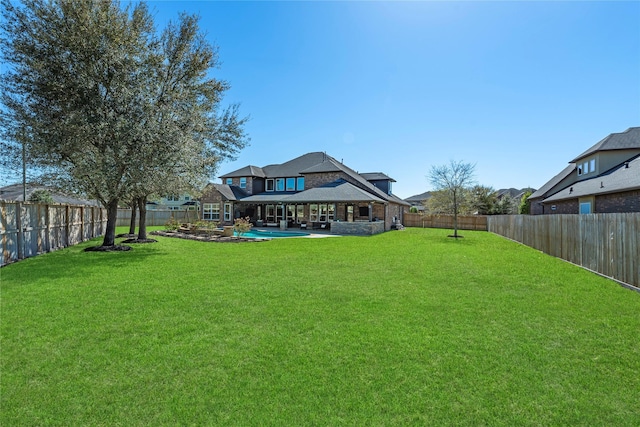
[151, 230, 266, 243]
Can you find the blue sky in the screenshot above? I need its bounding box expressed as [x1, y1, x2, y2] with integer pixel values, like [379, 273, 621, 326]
[5, 1, 640, 199]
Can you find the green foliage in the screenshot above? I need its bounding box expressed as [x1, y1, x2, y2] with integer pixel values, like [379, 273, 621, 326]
[409, 206, 419, 213]
[519, 190, 533, 214]
[233, 216, 252, 237]
[0, 0, 248, 246]
[1, 228, 639, 425]
[164, 217, 180, 231]
[28, 189, 53, 204]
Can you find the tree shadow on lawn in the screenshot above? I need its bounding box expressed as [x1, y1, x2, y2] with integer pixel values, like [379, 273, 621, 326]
[1, 237, 165, 290]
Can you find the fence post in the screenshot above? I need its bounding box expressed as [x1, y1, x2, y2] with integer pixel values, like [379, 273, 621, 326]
[16, 202, 24, 260]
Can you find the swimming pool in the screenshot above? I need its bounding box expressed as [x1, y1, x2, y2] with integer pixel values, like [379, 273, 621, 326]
[236, 229, 311, 239]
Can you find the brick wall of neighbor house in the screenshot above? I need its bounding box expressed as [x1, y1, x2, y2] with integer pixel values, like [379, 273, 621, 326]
[542, 199, 578, 214]
[530, 199, 544, 215]
[596, 190, 640, 213]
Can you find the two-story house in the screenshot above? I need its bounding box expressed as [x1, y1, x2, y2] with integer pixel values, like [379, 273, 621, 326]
[528, 127, 640, 214]
[199, 152, 409, 234]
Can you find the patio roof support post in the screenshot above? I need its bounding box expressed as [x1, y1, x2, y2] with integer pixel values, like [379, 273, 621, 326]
[368, 203, 373, 222]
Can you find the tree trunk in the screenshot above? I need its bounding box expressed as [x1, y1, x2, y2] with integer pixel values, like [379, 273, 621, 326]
[453, 190, 459, 238]
[129, 198, 137, 235]
[137, 196, 148, 240]
[102, 199, 119, 247]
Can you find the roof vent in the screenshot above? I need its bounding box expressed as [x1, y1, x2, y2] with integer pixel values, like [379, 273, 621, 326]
[569, 187, 573, 193]
[625, 162, 629, 169]
[600, 181, 604, 188]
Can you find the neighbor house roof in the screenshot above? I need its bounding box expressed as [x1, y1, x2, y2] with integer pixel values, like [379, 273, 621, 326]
[571, 127, 640, 162]
[528, 163, 576, 200]
[543, 154, 640, 203]
[405, 191, 432, 203]
[0, 183, 101, 206]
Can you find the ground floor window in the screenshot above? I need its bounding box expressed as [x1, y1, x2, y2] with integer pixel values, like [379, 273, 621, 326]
[224, 203, 232, 221]
[310, 204, 335, 222]
[203, 203, 220, 220]
[579, 201, 592, 214]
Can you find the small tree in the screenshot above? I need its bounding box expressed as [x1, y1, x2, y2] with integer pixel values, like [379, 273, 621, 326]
[519, 190, 533, 214]
[428, 160, 476, 238]
[233, 217, 252, 238]
[28, 189, 53, 204]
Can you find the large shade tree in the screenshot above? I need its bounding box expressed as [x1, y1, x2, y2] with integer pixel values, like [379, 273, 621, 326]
[428, 160, 476, 238]
[0, 0, 248, 247]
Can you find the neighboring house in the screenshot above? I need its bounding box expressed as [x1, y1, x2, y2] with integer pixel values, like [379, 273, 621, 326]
[404, 191, 432, 212]
[200, 152, 410, 233]
[0, 183, 100, 206]
[496, 187, 536, 213]
[149, 193, 197, 211]
[529, 127, 640, 214]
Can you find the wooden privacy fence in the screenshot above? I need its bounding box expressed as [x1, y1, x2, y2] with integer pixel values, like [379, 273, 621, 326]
[116, 208, 197, 227]
[1, 201, 107, 267]
[488, 213, 640, 289]
[403, 213, 488, 231]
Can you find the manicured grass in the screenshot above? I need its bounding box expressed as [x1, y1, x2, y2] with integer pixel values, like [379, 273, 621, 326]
[2, 227, 639, 426]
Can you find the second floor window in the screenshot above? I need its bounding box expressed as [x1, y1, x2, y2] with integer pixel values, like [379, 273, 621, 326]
[226, 178, 233, 185]
[276, 178, 285, 191]
[297, 177, 305, 191]
[286, 178, 295, 191]
[240, 177, 247, 188]
[266, 179, 274, 191]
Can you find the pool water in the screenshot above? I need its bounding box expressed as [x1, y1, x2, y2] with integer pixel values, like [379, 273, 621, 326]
[236, 229, 311, 239]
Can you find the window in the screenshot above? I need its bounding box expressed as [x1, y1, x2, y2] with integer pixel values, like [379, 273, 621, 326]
[184, 196, 190, 201]
[240, 177, 247, 189]
[226, 178, 233, 185]
[583, 161, 589, 174]
[388, 181, 393, 195]
[276, 178, 285, 191]
[286, 205, 295, 221]
[224, 203, 232, 221]
[579, 202, 592, 214]
[309, 204, 318, 222]
[203, 203, 220, 220]
[359, 206, 369, 217]
[266, 205, 275, 222]
[286, 178, 295, 191]
[166, 194, 179, 201]
[266, 179, 274, 192]
[590, 159, 596, 174]
[297, 177, 305, 191]
[296, 204, 304, 222]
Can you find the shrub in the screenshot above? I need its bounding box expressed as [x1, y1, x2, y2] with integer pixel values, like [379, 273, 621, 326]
[164, 217, 180, 231]
[233, 217, 252, 237]
[29, 189, 54, 204]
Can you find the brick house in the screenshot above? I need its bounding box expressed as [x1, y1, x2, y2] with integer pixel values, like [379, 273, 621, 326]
[528, 127, 640, 214]
[199, 152, 410, 234]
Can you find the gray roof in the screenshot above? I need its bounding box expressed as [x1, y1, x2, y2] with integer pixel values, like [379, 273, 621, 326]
[219, 165, 265, 179]
[0, 183, 101, 206]
[359, 172, 396, 182]
[543, 155, 640, 203]
[237, 193, 292, 203]
[283, 180, 386, 203]
[405, 191, 432, 203]
[264, 152, 330, 177]
[219, 152, 405, 204]
[528, 163, 576, 200]
[210, 183, 250, 201]
[571, 127, 640, 162]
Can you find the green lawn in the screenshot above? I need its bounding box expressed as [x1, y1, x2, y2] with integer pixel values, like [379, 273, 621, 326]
[2, 227, 639, 426]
